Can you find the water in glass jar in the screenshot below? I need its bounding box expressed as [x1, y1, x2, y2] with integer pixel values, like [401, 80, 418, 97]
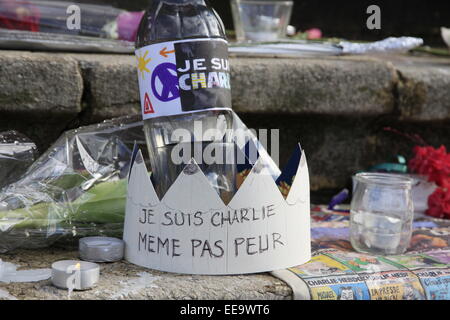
[350, 210, 413, 255]
[241, 15, 282, 42]
[231, 0, 293, 42]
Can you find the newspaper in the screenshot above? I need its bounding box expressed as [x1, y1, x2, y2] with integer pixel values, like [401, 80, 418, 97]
[273, 206, 450, 300]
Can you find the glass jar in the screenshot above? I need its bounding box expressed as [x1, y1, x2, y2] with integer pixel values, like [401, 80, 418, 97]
[350, 173, 414, 255]
[231, 0, 294, 42]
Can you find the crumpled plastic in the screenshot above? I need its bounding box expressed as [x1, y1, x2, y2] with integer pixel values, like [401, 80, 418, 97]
[340, 37, 424, 55]
[0, 113, 280, 253]
[0, 115, 146, 253]
[0, 131, 37, 190]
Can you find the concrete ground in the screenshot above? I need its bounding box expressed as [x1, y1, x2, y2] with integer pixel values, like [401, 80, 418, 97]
[0, 248, 291, 300]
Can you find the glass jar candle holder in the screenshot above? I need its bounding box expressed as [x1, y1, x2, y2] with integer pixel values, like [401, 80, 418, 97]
[350, 173, 414, 255]
[231, 0, 294, 43]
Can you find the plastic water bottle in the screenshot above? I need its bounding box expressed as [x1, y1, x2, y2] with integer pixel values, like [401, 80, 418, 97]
[135, 0, 235, 202]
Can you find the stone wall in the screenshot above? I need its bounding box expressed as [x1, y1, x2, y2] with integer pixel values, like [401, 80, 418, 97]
[0, 50, 449, 201]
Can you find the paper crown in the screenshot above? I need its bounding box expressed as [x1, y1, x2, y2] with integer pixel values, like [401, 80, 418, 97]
[123, 144, 311, 275]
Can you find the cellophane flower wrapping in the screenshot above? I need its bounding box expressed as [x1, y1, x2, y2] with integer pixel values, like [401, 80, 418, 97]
[0, 0, 143, 41]
[0, 115, 146, 253]
[0, 131, 37, 190]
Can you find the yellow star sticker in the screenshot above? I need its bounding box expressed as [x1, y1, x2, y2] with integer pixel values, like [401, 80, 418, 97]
[136, 50, 151, 80]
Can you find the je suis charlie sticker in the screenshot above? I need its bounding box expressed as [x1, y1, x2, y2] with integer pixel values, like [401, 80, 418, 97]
[136, 39, 232, 120]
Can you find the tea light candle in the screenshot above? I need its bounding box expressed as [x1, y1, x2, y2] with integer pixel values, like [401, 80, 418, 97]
[79, 237, 124, 263]
[51, 260, 99, 290]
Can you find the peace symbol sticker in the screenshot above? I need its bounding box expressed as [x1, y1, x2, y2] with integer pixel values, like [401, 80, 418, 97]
[151, 63, 180, 102]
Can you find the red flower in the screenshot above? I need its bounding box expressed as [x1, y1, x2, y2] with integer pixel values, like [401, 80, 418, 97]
[409, 145, 450, 187]
[427, 188, 450, 219]
[434, 176, 450, 190]
[409, 145, 450, 219]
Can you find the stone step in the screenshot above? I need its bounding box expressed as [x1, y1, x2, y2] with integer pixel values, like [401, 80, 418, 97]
[0, 50, 449, 194]
[1, 51, 449, 121]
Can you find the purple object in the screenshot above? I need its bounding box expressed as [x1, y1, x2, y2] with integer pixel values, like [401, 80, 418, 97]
[328, 188, 349, 210]
[117, 11, 144, 42]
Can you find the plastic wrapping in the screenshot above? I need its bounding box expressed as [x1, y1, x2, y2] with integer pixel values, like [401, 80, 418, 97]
[340, 37, 424, 55]
[0, 115, 145, 253]
[0, 28, 134, 53]
[0, 112, 280, 253]
[0, 131, 37, 190]
[229, 37, 423, 58]
[229, 40, 342, 57]
[0, 0, 143, 52]
[0, 0, 144, 40]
